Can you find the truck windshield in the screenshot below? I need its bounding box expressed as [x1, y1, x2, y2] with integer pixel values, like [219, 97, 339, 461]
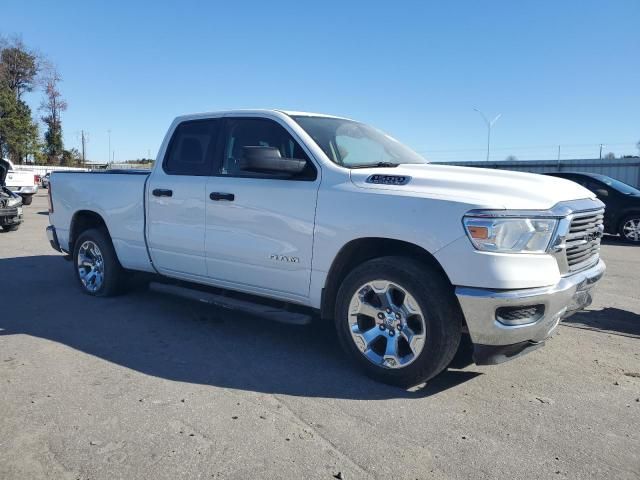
[291, 116, 428, 168]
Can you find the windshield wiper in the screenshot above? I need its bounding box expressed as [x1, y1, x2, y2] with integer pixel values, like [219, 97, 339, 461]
[350, 162, 400, 169]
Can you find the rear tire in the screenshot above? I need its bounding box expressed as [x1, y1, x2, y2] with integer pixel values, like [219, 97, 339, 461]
[21, 195, 33, 206]
[334, 256, 462, 387]
[73, 228, 126, 296]
[619, 214, 640, 243]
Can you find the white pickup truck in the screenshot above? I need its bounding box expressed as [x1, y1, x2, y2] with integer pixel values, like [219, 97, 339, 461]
[3, 158, 39, 205]
[46, 110, 606, 386]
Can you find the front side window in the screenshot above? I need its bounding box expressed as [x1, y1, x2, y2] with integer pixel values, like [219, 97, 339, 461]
[219, 118, 315, 180]
[163, 119, 220, 175]
[292, 116, 427, 168]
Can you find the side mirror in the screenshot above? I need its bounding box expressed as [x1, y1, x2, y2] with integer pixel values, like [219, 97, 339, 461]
[594, 188, 608, 198]
[239, 146, 307, 175]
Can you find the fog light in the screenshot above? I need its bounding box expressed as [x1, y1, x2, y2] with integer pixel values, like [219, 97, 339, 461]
[495, 305, 545, 326]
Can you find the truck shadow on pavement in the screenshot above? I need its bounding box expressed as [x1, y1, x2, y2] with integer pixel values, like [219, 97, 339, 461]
[563, 308, 640, 338]
[0, 255, 481, 400]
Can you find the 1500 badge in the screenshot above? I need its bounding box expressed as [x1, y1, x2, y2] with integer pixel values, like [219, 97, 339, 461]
[270, 254, 300, 263]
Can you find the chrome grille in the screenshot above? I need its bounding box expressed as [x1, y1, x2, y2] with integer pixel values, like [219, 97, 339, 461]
[564, 209, 604, 272]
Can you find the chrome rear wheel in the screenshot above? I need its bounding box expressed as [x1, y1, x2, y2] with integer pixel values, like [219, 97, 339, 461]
[77, 240, 105, 293]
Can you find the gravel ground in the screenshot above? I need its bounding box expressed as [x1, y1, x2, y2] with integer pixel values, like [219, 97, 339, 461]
[1, 192, 639, 479]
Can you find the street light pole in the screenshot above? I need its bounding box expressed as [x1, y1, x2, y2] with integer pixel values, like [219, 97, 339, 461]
[474, 108, 502, 161]
[108, 129, 111, 164]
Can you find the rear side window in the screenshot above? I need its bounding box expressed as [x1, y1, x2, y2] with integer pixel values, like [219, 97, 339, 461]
[163, 119, 220, 175]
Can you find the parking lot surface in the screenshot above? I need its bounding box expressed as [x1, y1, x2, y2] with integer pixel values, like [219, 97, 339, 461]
[1, 192, 639, 479]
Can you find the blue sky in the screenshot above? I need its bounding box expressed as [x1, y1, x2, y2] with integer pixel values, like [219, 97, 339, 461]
[3, 0, 639, 162]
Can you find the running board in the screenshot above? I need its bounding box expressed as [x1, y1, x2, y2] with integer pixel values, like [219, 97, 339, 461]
[149, 282, 313, 326]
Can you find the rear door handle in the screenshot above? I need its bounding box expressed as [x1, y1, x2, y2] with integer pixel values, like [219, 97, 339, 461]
[152, 188, 173, 197]
[210, 192, 235, 201]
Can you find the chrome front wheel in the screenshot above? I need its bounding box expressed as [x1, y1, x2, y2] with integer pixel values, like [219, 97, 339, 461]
[77, 240, 105, 293]
[347, 280, 427, 369]
[622, 217, 640, 243]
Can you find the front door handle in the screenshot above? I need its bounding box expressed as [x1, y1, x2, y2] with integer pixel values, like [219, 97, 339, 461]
[152, 188, 173, 197]
[210, 192, 235, 201]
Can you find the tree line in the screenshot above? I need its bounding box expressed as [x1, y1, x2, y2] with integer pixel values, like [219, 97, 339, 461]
[0, 36, 81, 166]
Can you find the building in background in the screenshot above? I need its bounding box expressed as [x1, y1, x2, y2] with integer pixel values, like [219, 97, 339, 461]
[439, 158, 640, 188]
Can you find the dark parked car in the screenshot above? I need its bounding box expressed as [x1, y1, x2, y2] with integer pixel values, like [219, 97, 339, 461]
[545, 172, 640, 243]
[0, 159, 24, 232]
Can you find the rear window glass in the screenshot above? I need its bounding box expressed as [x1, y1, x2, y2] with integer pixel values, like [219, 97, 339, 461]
[164, 119, 220, 176]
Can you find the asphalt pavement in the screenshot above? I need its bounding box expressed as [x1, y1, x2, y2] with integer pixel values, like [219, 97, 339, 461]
[1, 192, 638, 479]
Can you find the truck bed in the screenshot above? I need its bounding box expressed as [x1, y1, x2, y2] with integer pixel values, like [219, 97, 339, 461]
[50, 171, 154, 273]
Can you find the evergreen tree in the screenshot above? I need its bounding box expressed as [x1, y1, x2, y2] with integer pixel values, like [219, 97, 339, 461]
[0, 37, 40, 163]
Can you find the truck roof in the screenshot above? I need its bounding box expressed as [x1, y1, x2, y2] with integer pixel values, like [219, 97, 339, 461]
[173, 109, 352, 122]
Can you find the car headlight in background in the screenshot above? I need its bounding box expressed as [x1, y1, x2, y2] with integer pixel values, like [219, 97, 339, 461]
[463, 215, 558, 253]
[7, 197, 21, 208]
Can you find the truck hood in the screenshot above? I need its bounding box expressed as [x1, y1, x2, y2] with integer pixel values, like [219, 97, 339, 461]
[349, 163, 596, 210]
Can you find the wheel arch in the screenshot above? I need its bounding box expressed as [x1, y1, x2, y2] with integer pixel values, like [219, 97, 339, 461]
[319, 237, 454, 321]
[69, 210, 112, 254]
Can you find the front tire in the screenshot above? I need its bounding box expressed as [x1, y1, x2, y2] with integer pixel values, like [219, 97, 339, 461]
[73, 228, 126, 296]
[334, 256, 462, 387]
[1, 224, 20, 232]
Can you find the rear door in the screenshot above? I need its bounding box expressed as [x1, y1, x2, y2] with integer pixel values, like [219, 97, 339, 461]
[146, 118, 220, 277]
[203, 116, 320, 301]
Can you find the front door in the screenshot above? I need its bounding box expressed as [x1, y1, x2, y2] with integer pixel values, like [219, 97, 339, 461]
[204, 116, 320, 301]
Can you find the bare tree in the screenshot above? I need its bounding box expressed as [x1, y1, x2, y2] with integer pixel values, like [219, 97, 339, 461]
[40, 64, 67, 163]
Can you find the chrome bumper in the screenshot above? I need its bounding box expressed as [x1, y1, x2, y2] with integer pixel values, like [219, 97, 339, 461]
[10, 185, 37, 195]
[456, 259, 606, 351]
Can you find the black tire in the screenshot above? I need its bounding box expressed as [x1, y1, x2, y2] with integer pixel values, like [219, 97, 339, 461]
[73, 228, 126, 296]
[1, 224, 20, 232]
[334, 256, 462, 387]
[618, 214, 640, 244]
[21, 195, 33, 206]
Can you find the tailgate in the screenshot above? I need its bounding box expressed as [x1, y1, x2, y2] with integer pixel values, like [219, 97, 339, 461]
[6, 171, 34, 188]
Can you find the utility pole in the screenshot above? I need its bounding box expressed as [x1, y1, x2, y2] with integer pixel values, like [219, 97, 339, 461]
[473, 108, 502, 161]
[81, 130, 86, 167]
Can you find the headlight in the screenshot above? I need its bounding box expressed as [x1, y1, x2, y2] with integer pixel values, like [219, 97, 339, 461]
[463, 215, 558, 253]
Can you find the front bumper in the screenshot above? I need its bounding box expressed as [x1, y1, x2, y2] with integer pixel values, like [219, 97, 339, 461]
[456, 259, 605, 364]
[0, 206, 23, 226]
